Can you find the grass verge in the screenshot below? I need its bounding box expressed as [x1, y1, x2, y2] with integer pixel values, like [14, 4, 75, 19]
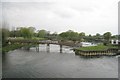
[78, 44, 118, 51]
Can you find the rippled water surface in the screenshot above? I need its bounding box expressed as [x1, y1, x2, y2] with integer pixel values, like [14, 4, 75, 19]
[3, 44, 118, 78]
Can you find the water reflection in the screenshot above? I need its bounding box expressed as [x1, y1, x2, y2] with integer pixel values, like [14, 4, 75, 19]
[2, 44, 118, 78]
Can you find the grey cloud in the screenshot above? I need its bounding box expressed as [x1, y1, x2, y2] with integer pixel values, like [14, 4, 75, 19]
[1, 0, 57, 2]
[52, 6, 80, 18]
[1, 0, 118, 35]
[53, 11, 74, 18]
[2, 2, 56, 11]
[73, 7, 94, 13]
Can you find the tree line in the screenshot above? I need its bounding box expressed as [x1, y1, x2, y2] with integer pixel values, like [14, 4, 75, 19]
[1, 27, 119, 47]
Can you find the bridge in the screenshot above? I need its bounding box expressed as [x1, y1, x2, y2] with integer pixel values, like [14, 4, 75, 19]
[7, 39, 76, 53]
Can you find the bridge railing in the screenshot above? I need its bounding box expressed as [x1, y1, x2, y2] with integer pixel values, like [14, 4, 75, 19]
[7, 39, 76, 46]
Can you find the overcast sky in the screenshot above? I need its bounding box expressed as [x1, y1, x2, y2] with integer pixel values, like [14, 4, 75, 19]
[1, 0, 120, 35]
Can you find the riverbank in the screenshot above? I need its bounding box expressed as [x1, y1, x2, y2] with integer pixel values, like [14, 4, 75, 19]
[2, 44, 26, 53]
[2, 43, 38, 53]
[73, 44, 118, 57]
[2, 37, 45, 53]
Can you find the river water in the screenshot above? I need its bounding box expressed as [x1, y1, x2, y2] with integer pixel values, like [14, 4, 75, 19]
[2, 44, 118, 78]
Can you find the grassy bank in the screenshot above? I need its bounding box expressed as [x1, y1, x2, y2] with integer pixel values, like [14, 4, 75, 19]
[77, 44, 118, 51]
[2, 44, 26, 53]
[0, 44, 39, 53]
[73, 44, 118, 56]
[2, 44, 39, 53]
[2, 43, 37, 53]
[2, 37, 45, 53]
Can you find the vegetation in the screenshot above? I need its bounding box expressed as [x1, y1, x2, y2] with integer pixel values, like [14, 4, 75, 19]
[19, 27, 35, 39]
[59, 30, 79, 41]
[37, 29, 49, 38]
[78, 44, 108, 51]
[2, 28, 10, 47]
[103, 32, 112, 45]
[77, 44, 118, 51]
[2, 43, 38, 53]
[7, 27, 117, 43]
[103, 32, 111, 41]
[1, 26, 119, 53]
[2, 44, 25, 53]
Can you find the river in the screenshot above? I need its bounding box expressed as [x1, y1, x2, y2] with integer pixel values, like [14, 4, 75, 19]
[2, 44, 118, 78]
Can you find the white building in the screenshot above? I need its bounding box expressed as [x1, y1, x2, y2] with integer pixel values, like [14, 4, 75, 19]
[111, 39, 119, 44]
[80, 42, 97, 47]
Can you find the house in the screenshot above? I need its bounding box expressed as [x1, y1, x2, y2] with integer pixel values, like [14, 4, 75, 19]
[111, 39, 119, 45]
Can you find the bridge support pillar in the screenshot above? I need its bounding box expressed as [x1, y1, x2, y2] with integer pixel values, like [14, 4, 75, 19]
[60, 45, 62, 53]
[46, 44, 50, 53]
[36, 45, 39, 52]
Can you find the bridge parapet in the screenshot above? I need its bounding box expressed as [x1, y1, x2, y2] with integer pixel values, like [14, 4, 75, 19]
[39, 40, 58, 44]
[8, 39, 59, 44]
[7, 39, 76, 46]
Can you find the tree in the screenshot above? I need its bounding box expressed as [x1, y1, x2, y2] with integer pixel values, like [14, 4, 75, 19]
[103, 32, 111, 45]
[28, 27, 36, 33]
[79, 32, 85, 42]
[96, 33, 100, 37]
[79, 32, 85, 37]
[59, 30, 79, 41]
[49, 32, 58, 40]
[20, 27, 35, 39]
[84, 34, 93, 42]
[2, 28, 9, 47]
[37, 30, 47, 38]
[111, 35, 118, 39]
[103, 32, 111, 41]
[9, 29, 21, 37]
